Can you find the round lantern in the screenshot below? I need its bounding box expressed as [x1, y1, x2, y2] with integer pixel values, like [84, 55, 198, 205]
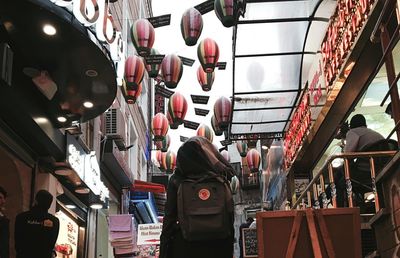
[152, 113, 169, 141]
[197, 124, 214, 142]
[211, 115, 223, 136]
[230, 176, 239, 194]
[168, 92, 188, 125]
[130, 19, 155, 56]
[214, 0, 237, 27]
[181, 7, 203, 46]
[197, 66, 215, 92]
[124, 56, 145, 90]
[214, 96, 232, 129]
[246, 149, 261, 173]
[167, 111, 179, 130]
[197, 38, 220, 73]
[159, 151, 167, 171]
[220, 150, 230, 162]
[155, 135, 170, 152]
[155, 150, 163, 168]
[161, 54, 183, 89]
[144, 48, 161, 78]
[163, 151, 176, 173]
[236, 141, 248, 157]
[123, 81, 142, 104]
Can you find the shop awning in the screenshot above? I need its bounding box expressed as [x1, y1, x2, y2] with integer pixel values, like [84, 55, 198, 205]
[229, 0, 336, 140]
[131, 180, 166, 194]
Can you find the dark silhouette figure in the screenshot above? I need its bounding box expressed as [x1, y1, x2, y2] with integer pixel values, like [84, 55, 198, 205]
[15, 190, 60, 258]
[0, 186, 9, 258]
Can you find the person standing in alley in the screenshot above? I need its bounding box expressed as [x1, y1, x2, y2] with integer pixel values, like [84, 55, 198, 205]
[0, 186, 9, 258]
[15, 190, 59, 258]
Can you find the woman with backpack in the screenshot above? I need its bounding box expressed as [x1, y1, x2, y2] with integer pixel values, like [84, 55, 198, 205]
[159, 136, 236, 258]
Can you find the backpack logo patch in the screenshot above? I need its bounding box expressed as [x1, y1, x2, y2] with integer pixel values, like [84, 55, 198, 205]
[198, 188, 210, 200]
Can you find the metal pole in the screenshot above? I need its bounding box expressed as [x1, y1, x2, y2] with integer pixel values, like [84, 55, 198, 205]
[344, 158, 353, 207]
[369, 157, 380, 212]
[328, 164, 337, 208]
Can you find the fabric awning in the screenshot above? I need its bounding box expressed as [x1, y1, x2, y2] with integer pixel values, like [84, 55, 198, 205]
[131, 180, 166, 193]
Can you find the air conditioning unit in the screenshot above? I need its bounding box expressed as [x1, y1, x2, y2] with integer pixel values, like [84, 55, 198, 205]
[105, 108, 127, 150]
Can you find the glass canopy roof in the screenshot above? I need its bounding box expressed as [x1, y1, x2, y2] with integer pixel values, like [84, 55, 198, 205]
[230, 0, 337, 139]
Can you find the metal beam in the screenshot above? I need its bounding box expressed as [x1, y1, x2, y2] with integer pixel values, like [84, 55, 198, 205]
[232, 120, 288, 125]
[235, 51, 316, 58]
[237, 17, 329, 24]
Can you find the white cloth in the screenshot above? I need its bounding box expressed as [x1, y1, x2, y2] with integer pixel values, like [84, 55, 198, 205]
[343, 127, 384, 153]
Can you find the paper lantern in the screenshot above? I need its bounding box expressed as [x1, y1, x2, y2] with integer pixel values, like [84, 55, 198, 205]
[161, 54, 183, 89]
[155, 150, 163, 168]
[122, 80, 142, 104]
[144, 48, 161, 78]
[197, 124, 214, 142]
[246, 149, 261, 173]
[214, 96, 231, 129]
[167, 111, 179, 130]
[181, 7, 203, 46]
[168, 92, 188, 125]
[130, 19, 155, 56]
[221, 150, 230, 162]
[124, 56, 145, 90]
[236, 141, 248, 157]
[152, 113, 169, 140]
[155, 135, 170, 152]
[163, 151, 176, 173]
[197, 38, 219, 73]
[197, 66, 215, 92]
[230, 176, 239, 194]
[211, 115, 223, 136]
[214, 0, 237, 27]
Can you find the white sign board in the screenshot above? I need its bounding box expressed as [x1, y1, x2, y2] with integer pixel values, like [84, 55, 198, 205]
[55, 211, 79, 258]
[137, 223, 163, 246]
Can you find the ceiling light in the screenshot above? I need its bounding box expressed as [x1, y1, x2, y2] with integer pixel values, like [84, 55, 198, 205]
[75, 187, 90, 194]
[365, 192, 375, 201]
[54, 168, 72, 176]
[83, 101, 94, 108]
[43, 24, 57, 36]
[261, 145, 268, 150]
[57, 116, 67, 123]
[90, 203, 103, 209]
[85, 69, 98, 77]
[34, 117, 49, 124]
[65, 204, 76, 209]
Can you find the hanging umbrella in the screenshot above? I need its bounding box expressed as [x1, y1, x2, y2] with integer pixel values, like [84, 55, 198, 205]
[122, 79, 142, 104]
[124, 55, 145, 90]
[155, 135, 170, 152]
[161, 54, 183, 89]
[197, 66, 215, 91]
[152, 113, 169, 141]
[220, 150, 230, 162]
[214, 0, 237, 27]
[163, 150, 176, 173]
[214, 96, 231, 129]
[236, 140, 248, 157]
[168, 92, 188, 125]
[196, 124, 214, 142]
[167, 111, 180, 129]
[211, 115, 223, 136]
[246, 149, 261, 173]
[181, 7, 203, 46]
[130, 19, 155, 56]
[144, 48, 161, 78]
[197, 38, 219, 73]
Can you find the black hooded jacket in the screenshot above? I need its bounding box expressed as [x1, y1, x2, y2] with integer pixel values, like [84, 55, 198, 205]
[159, 136, 236, 258]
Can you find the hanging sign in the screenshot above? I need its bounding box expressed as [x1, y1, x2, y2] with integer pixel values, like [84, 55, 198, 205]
[178, 56, 195, 67]
[137, 223, 163, 245]
[147, 14, 171, 28]
[195, 0, 214, 14]
[155, 84, 174, 98]
[183, 120, 200, 130]
[180, 135, 189, 142]
[55, 211, 79, 258]
[144, 54, 165, 65]
[49, 0, 125, 85]
[191, 94, 210, 104]
[216, 62, 227, 70]
[194, 108, 209, 116]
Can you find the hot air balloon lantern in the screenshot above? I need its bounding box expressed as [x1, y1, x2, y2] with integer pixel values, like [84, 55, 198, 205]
[161, 54, 183, 89]
[197, 38, 220, 73]
[122, 79, 142, 104]
[130, 19, 155, 56]
[197, 66, 215, 92]
[246, 149, 261, 173]
[159, 151, 167, 171]
[144, 48, 161, 78]
[124, 56, 145, 90]
[181, 7, 203, 46]
[196, 124, 214, 143]
[214, 96, 232, 129]
[236, 141, 248, 157]
[230, 176, 239, 194]
[152, 113, 169, 141]
[211, 115, 223, 136]
[220, 150, 230, 162]
[214, 0, 237, 27]
[168, 92, 188, 125]
[163, 151, 177, 173]
[167, 111, 180, 130]
[155, 135, 170, 152]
